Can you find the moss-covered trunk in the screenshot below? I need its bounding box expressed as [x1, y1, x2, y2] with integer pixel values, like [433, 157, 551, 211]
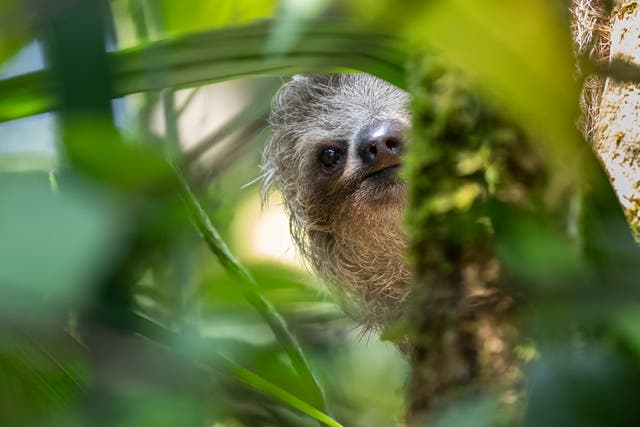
[404, 58, 567, 423]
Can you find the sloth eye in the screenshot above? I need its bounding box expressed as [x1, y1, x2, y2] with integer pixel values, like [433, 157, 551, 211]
[320, 147, 344, 168]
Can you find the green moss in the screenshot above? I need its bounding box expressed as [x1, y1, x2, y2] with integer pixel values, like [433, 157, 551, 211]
[405, 57, 530, 269]
[403, 55, 550, 416]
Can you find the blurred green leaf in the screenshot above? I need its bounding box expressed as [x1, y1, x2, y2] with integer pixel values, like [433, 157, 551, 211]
[127, 312, 342, 427]
[0, 172, 126, 321]
[0, 0, 31, 65]
[0, 20, 407, 122]
[430, 397, 506, 427]
[350, 0, 581, 171]
[0, 72, 54, 120]
[112, 392, 203, 427]
[177, 167, 328, 412]
[63, 117, 177, 193]
[614, 306, 640, 358]
[222, 355, 343, 427]
[492, 203, 587, 289]
[201, 263, 333, 317]
[319, 338, 407, 427]
[198, 337, 341, 426]
[580, 166, 640, 287]
[0, 329, 87, 425]
[156, 0, 278, 35]
[264, 0, 332, 55]
[525, 345, 640, 427]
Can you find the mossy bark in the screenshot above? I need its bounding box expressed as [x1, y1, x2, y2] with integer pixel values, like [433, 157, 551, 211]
[404, 58, 562, 423]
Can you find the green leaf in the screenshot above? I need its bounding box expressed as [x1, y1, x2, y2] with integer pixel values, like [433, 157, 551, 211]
[351, 0, 582, 171]
[0, 20, 407, 122]
[176, 166, 328, 412]
[0, 329, 87, 425]
[264, 0, 332, 56]
[0, 0, 31, 65]
[491, 203, 587, 290]
[128, 312, 342, 427]
[0, 172, 126, 321]
[222, 356, 343, 427]
[62, 117, 177, 193]
[155, 0, 278, 35]
[614, 306, 640, 359]
[431, 396, 507, 427]
[525, 345, 640, 427]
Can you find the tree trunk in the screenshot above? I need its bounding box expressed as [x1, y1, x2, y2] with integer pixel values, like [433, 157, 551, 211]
[404, 2, 640, 423]
[574, 0, 640, 238]
[404, 59, 554, 424]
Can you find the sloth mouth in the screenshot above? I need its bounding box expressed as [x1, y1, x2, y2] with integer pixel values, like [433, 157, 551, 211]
[364, 164, 402, 181]
[356, 164, 405, 203]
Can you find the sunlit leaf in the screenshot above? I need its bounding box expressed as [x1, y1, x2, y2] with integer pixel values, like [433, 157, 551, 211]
[156, 0, 278, 35]
[264, 0, 332, 55]
[349, 0, 582, 171]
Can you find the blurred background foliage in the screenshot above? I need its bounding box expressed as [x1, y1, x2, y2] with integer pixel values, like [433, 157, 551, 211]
[1, 0, 639, 427]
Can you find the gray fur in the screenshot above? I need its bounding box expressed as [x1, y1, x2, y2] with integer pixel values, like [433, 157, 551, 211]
[261, 73, 411, 329]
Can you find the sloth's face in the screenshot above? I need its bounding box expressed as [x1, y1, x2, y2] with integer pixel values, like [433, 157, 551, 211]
[309, 118, 408, 206]
[282, 74, 411, 228]
[264, 74, 413, 326]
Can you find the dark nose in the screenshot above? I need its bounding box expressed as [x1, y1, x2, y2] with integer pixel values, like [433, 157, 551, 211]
[355, 121, 405, 172]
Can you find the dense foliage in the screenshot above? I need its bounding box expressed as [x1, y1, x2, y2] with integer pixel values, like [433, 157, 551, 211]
[1, 1, 640, 426]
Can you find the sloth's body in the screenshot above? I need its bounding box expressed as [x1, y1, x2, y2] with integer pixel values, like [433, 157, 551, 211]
[262, 74, 412, 328]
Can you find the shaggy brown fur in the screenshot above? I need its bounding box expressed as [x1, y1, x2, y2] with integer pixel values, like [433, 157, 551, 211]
[261, 74, 412, 329]
[571, 0, 612, 139]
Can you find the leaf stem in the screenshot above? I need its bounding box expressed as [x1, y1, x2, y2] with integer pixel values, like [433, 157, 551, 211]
[175, 166, 328, 412]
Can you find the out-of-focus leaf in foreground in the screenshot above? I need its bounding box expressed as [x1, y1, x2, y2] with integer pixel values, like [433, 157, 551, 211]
[62, 117, 177, 193]
[0, 172, 126, 321]
[525, 346, 640, 427]
[0, 0, 31, 65]
[157, 0, 278, 35]
[348, 0, 581, 171]
[491, 203, 587, 290]
[264, 0, 332, 56]
[0, 329, 87, 426]
[0, 20, 407, 122]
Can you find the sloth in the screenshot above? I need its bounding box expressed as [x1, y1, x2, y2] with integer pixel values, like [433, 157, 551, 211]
[261, 73, 412, 329]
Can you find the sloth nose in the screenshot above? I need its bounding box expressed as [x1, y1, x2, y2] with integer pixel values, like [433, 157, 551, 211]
[355, 121, 405, 172]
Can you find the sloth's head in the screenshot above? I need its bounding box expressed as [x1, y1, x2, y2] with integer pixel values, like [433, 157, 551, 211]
[262, 73, 412, 329]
